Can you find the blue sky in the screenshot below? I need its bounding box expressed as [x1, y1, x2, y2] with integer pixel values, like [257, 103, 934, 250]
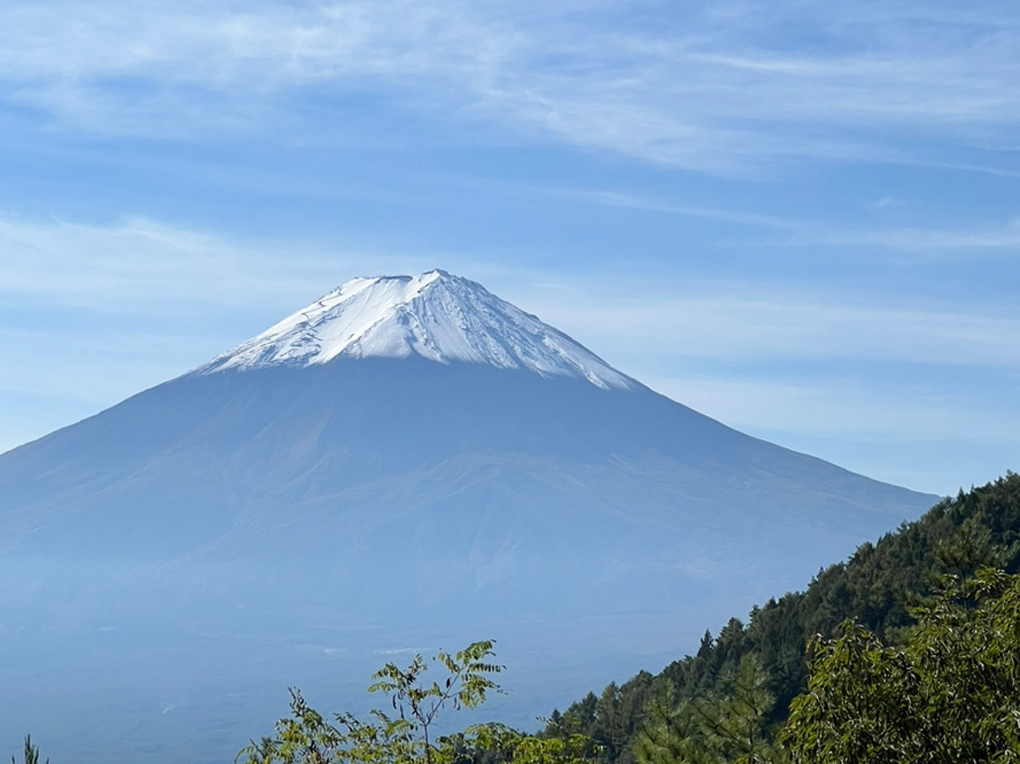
[0, 0, 1017, 496]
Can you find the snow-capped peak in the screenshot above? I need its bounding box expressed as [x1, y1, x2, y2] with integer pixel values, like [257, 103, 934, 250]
[195, 270, 637, 390]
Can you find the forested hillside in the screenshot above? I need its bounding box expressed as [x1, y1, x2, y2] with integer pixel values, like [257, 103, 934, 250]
[542, 472, 1020, 763]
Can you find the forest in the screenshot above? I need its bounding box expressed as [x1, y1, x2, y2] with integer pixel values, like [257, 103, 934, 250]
[539, 471, 1020, 763]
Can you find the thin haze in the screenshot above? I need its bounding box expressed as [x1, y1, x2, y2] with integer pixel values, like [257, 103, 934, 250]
[1, 0, 1018, 494]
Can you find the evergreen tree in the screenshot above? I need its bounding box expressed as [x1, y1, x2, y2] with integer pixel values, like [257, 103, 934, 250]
[12, 736, 47, 764]
[634, 655, 782, 764]
[782, 568, 1020, 763]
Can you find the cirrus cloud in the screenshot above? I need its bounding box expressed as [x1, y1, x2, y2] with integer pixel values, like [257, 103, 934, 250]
[1, 0, 1019, 174]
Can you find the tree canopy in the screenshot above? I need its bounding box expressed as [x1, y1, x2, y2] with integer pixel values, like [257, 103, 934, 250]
[238, 640, 597, 764]
[783, 567, 1020, 763]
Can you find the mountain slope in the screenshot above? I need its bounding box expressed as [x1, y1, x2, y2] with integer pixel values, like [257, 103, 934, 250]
[0, 359, 931, 599]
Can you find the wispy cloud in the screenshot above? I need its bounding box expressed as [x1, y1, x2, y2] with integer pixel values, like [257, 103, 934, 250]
[645, 373, 1017, 442]
[0, 213, 409, 314]
[507, 185, 805, 229]
[521, 278, 1020, 370]
[509, 182, 1020, 257]
[872, 196, 906, 209]
[2, 1, 1019, 173]
[640, 371, 1020, 495]
[794, 220, 1020, 252]
[6, 211, 1017, 377]
[9, 208, 1011, 390]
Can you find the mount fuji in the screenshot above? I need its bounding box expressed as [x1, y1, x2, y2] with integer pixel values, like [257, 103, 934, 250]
[0, 270, 937, 763]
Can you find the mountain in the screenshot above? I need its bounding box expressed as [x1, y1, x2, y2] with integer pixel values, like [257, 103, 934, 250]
[0, 270, 937, 764]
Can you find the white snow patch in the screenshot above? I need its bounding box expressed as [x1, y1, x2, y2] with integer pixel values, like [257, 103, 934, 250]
[195, 270, 636, 390]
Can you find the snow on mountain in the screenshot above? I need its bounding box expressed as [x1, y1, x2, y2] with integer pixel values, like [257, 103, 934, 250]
[197, 269, 637, 390]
